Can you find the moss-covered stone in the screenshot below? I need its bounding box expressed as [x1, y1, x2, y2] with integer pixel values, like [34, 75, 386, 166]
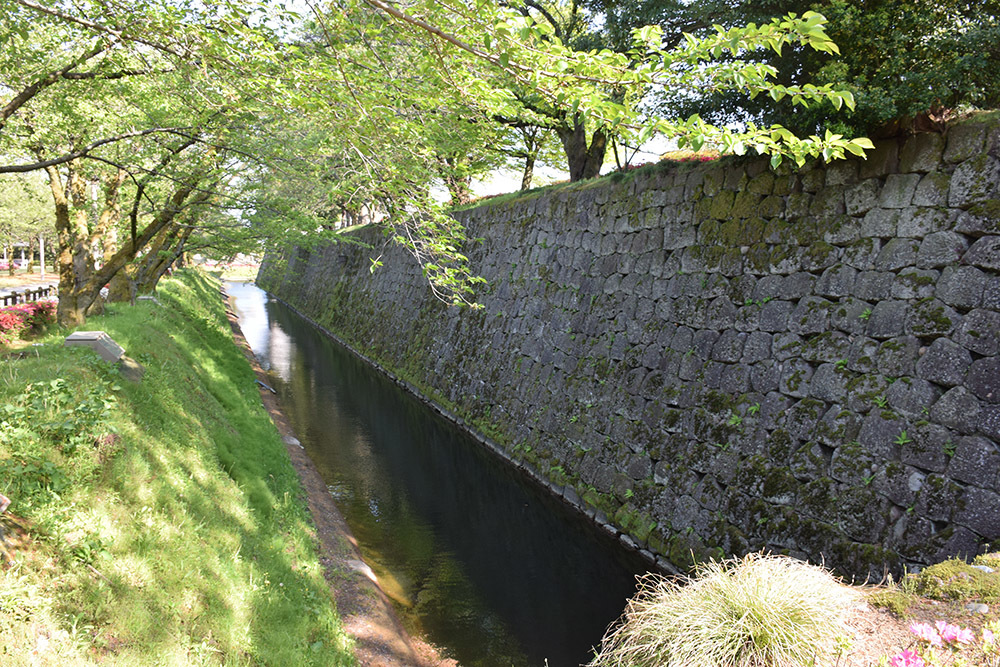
[911, 558, 1000, 601]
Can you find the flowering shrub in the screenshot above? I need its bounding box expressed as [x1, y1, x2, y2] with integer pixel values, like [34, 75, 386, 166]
[0, 300, 56, 345]
[886, 619, 1000, 667]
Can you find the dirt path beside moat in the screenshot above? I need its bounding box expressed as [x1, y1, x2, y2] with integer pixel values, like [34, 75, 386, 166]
[222, 285, 455, 667]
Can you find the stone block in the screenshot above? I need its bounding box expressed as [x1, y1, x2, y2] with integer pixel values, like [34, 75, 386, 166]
[947, 436, 1000, 487]
[858, 412, 906, 460]
[900, 424, 951, 473]
[711, 329, 746, 362]
[967, 357, 1000, 404]
[800, 331, 850, 364]
[936, 265, 987, 310]
[817, 404, 863, 446]
[916, 338, 973, 387]
[783, 272, 817, 299]
[809, 363, 848, 403]
[906, 298, 960, 337]
[793, 168, 821, 194]
[891, 269, 938, 300]
[911, 171, 951, 206]
[954, 487, 1000, 539]
[693, 328, 720, 359]
[810, 186, 846, 217]
[876, 336, 921, 377]
[826, 160, 859, 186]
[886, 378, 941, 419]
[955, 204, 1000, 237]
[879, 173, 921, 208]
[955, 309, 1000, 356]
[709, 190, 736, 219]
[747, 171, 775, 195]
[931, 387, 983, 435]
[944, 122, 987, 163]
[822, 215, 863, 245]
[779, 358, 813, 398]
[916, 231, 969, 268]
[866, 300, 908, 339]
[816, 264, 857, 297]
[719, 364, 751, 394]
[875, 237, 919, 271]
[831, 298, 873, 336]
[751, 361, 781, 393]
[799, 242, 841, 272]
[853, 271, 893, 300]
[846, 336, 878, 373]
[860, 139, 899, 179]
[789, 296, 832, 335]
[979, 405, 1000, 441]
[963, 235, 1000, 271]
[742, 331, 773, 364]
[785, 192, 813, 218]
[64, 331, 125, 362]
[759, 299, 792, 332]
[843, 238, 882, 270]
[897, 208, 956, 238]
[861, 208, 900, 238]
[732, 191, 762, 218]
[899, 132, 945, 173]
[846, 372, 885, 414]
[985, 278, 1000, 311]
[845, 179, 881, 216]
[950, 155, 1000, 207]
[915, 473, 964, 522]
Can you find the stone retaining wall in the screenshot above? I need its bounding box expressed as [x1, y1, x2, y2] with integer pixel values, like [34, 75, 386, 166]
[260, 115, 1000, 577]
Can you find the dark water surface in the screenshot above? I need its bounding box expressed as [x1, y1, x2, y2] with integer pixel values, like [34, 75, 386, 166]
[227, 282, 648, 667]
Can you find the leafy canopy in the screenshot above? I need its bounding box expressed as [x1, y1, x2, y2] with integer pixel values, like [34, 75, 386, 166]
[1, 0, 874, 306]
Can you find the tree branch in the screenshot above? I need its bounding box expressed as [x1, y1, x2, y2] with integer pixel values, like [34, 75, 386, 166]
[0, 41, 112, 130]
[62, 66, 176, 80]
[0, 127, 196, 174]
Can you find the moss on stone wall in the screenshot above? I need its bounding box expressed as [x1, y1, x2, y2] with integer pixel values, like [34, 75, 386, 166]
[260, 114, 1000, 579]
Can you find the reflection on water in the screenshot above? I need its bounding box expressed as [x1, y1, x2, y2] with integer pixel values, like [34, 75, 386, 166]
[228, 281, 648, 666]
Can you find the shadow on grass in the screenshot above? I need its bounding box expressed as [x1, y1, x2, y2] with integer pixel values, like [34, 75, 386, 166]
[0, 269, 355, 665]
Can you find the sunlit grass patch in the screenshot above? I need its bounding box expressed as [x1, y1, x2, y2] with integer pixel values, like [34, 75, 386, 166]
[0, 269, 355, 665]
[590, 553, 857, 667]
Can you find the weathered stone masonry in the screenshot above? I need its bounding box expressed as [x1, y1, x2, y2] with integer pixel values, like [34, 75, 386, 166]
[260, 115, 1000, 578]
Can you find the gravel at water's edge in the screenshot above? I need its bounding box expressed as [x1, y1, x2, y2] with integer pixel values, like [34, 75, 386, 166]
[222, 285, 455, 667]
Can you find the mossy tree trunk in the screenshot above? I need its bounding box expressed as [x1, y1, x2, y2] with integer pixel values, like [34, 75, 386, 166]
[43, 160, 206, 327]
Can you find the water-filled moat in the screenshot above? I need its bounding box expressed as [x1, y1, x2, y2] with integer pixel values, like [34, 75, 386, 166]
[229, 282, 647, 666]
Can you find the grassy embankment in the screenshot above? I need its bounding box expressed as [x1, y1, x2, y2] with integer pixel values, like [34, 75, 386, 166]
[0, 270, 355, 665]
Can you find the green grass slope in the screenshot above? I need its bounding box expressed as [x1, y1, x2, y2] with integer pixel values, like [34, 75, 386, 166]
[0, 270, 355, 666]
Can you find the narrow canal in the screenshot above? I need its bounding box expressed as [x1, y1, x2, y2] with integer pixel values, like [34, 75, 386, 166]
[228, 282, 649, 667]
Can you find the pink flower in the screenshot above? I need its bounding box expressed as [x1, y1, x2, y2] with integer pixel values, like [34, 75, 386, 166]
[935, 620, 971, 644]
[985, 628, 996, 644]
[910, 622, 943, 647]
[890, 649, 926, 667]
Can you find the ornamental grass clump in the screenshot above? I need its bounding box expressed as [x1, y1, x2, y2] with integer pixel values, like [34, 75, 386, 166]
[590, 553, 858, 667]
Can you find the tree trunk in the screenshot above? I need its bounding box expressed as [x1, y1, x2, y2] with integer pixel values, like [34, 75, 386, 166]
[94, 169, 127, 267]
[44, 159, 205, 327]
[136, 225, 192, 294]
[45, 162, 86, 327]
[520, 152, 536, 191]
[106, 266, 135, 303]
[557, 118, 607, 181]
